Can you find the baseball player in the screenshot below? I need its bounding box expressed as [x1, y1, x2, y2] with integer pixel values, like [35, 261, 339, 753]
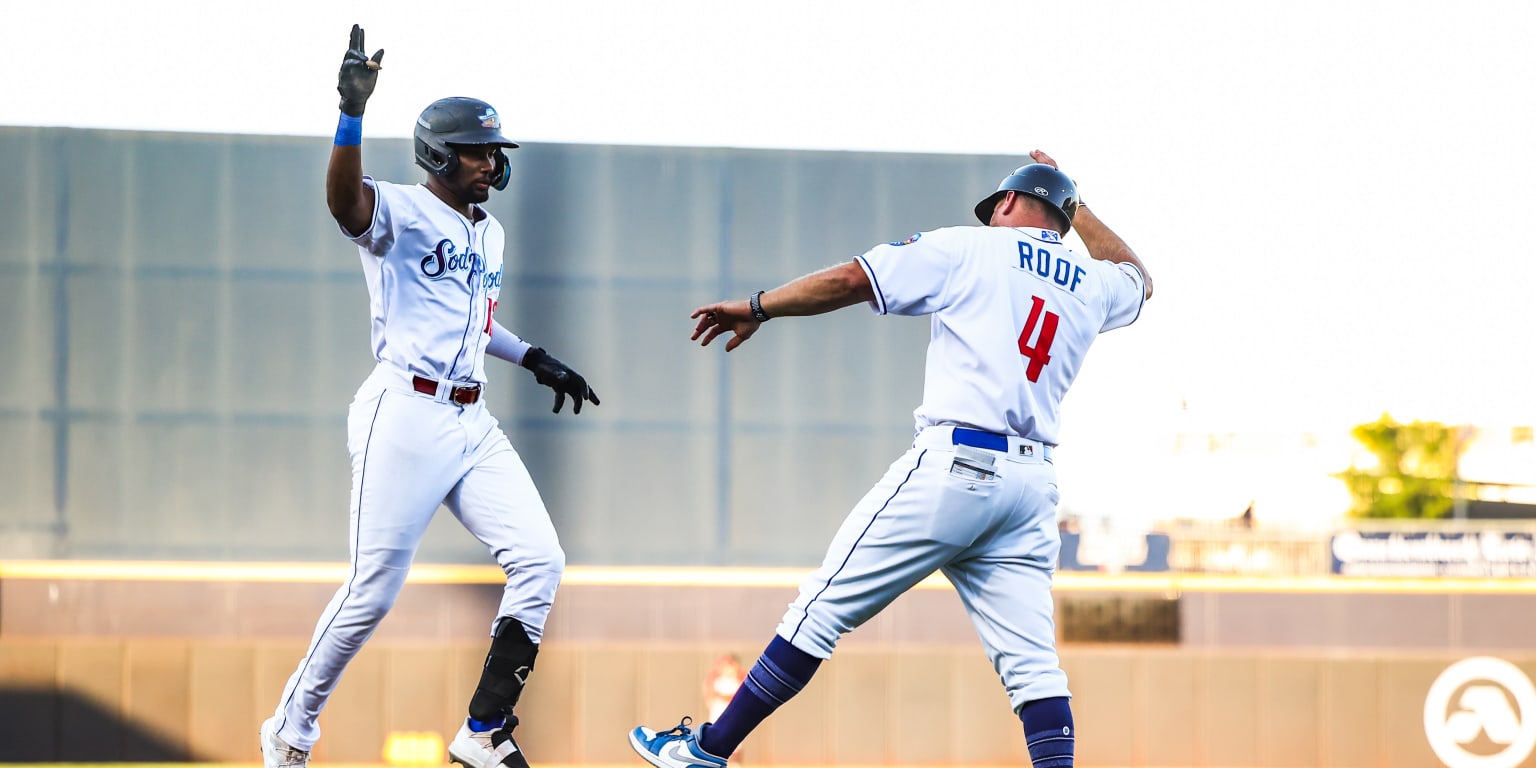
[259, 25, 599, 768]
[628, 150, 1150, 768]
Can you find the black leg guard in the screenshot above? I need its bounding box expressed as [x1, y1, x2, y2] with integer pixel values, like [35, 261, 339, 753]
[468, 618, 539, 722]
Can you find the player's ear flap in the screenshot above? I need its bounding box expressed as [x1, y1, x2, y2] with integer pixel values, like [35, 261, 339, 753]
[491, 150, 511, 191]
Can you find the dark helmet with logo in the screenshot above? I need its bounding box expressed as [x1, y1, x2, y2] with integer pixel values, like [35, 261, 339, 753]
[973, 163, 1080, 233]
[413, 97, 520, 190]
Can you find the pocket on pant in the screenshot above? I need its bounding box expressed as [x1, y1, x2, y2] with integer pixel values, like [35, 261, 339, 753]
[928, 456, 999, 546]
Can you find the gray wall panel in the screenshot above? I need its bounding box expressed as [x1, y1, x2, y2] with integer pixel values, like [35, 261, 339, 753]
[118, 422, 230, 555]
[605, 286, 711, 423]
[731, 431, 889, 565]
[0, 419, 53, 544]
[506, 143, 611, 274]
[313, 277, 381, 408]
[62, 420, 132, 552]
[63, 271, 126, 413]
[60, 132, 136, 268]
[226, 138, 334, 269]
[0, 128, 51, 267]
[1, 126, 1023, 566]
[228, 279, 322, 412]
[128, 135, 230, 269]
[130, 276, 224, 413]
[0, 270, 49, 412]
[554, 431, 720, 565]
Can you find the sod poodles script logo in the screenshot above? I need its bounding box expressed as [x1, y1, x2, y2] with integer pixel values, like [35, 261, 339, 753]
[1424, 657, 1536, 768]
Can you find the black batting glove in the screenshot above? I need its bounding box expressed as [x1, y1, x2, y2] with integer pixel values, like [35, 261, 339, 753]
[522, 347, 600, 415]
[337, 24, 384, 117]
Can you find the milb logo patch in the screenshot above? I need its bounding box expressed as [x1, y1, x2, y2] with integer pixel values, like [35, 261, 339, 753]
[888, 232, 921, 246]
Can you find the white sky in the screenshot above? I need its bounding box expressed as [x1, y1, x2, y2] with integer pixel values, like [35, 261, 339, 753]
[5, 0, 1535, 526]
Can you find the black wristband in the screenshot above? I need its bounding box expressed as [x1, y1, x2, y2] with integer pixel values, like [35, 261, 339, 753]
[749, 290, 770, 322]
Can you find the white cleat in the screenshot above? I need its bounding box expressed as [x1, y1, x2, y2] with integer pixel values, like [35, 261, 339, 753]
[448, 719, 529, 768]
[259, 718, 310, 768]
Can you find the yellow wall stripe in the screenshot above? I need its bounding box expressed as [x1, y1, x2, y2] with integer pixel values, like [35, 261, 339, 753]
[2, 561, 1533, 594]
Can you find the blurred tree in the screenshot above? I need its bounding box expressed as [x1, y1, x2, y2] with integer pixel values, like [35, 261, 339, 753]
[1336, 414, 1466, 519]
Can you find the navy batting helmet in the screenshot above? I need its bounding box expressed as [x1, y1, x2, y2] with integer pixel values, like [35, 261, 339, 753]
[973, 164, 1080, 232]
[413, 97, 519, 190]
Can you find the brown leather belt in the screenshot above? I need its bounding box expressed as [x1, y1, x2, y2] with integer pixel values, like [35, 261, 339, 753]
[412, 375, 482, 405]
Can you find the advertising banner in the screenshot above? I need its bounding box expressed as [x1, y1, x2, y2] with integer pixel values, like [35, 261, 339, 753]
[1330, 530, 1536, 577]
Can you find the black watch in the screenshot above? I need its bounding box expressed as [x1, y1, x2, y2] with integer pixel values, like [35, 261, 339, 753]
[749, 290, 771, 322]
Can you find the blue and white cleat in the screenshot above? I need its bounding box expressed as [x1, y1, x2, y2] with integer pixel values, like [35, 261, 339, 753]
[628, 717, 728, 768]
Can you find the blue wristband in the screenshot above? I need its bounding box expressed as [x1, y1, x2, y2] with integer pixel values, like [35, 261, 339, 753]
[334, 113, 363, 146]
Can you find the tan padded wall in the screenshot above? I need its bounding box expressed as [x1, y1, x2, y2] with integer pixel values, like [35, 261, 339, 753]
[7, 637, 1536, 767]
[5, 571, 1536, 765]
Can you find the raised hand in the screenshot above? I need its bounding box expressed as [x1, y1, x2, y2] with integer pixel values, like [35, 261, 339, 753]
[337, 24, 385, 117]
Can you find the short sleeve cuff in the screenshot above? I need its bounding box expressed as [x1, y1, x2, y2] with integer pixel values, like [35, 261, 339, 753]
[855, 254, 888, 315]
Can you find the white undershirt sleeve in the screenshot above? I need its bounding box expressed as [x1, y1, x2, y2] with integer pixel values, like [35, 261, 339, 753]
[485, 320, 532, 365]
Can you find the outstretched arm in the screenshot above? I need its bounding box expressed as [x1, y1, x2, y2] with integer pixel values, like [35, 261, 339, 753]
[1029, 149, 1153, 300]
[326, 24, 384, 238]
[690, 260, 875, 352]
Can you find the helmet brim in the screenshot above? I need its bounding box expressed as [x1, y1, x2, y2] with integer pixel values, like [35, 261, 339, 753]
[974, 191, 1006, 225]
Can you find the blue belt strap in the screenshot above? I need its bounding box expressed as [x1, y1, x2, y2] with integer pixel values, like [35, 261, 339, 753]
[951, 427, 1008, 452]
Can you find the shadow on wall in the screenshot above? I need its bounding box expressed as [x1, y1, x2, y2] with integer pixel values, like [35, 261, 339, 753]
[0, 687, 196, 762]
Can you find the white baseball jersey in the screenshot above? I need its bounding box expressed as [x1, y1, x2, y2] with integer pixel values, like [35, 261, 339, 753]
[855, 225, 1145, 445]
[350, 176, 505, 385]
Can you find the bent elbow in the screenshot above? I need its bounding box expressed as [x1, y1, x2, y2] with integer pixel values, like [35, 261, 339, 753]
[841, 261, 876, 304]
[326, 190, 370, 238]
[326, 187, 355, 221]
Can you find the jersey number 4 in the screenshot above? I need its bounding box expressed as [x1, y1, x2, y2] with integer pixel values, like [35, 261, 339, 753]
[1017, 295, 1059, 382]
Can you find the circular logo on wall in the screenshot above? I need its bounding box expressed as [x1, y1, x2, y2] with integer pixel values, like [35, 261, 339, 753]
[1423, 656, 1536, 768]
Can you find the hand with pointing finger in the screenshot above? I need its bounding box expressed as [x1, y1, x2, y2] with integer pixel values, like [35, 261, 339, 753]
[337, 24, 384, 117]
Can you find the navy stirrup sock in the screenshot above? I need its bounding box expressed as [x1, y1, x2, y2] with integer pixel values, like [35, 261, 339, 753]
[1019, 697, 1075, 768]
[700, 635, 822, 757]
